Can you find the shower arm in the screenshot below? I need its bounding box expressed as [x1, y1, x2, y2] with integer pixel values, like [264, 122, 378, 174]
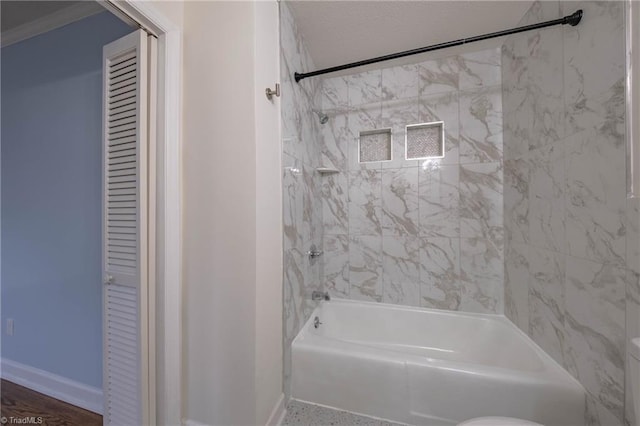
[294, 9, 583, 83]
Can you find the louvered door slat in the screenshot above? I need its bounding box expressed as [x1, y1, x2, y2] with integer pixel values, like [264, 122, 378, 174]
[109, 250, 137, 259]
[108, 203, 136, 211]
[108, 169, 136, 177]
[109, 104, 136, 117]
[107, 312, 137, 326]
[109, 401, 138, 421]
[109, 403, 138, 420]
[109, 146, 137, 157]
[109, 50, 136, 68]
[108, 232, 136, 241]
[109, 213, 136, 221]
[108, 390, 138, 409]
[110, 90, 137, 105]
[109, 148, 137, 159]
[109, 78, 136, 93]
[109, 250, 136, 262]
[108, 243, 136, 252]
[109, 357, 137, 376]
[107, 360, 137, 378]
[111, 63, 136, 78]
[108, 226, 136, 232]
[109, 161, 137, 171]
[108, 371, 138, 391]
[107, 242, 137, 251]
[110, 83, 136, 97]
[109, 109, 136, 122]
[109, 205, 136, 212]
[102, 29, 148, 426]
[109, 173, 136, 182]
[108, 169, 136, 179]
[107, 322, 137, 339]
[110, 97, 137, 111]
[108, 232, 137, 240]
[109, 388, 139, 409]
[108, 223, 136, 230]
[110, 70, 136, 85]
[108, 364, 138, 382]
[109, 124, 137, 136]
[107, 293, 137, 308]
[109, 127, 137, 138]
[109, 154, 136, 165]
[108, 300, 137, 315]
[109, 141, 137, 151]
[109, 119, 137, 131]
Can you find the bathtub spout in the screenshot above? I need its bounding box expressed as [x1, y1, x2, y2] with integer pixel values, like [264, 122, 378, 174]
[312, 291, 330, 301]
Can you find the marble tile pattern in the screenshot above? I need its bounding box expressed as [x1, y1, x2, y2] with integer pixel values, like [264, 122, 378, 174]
[284, 1, 636, 424]
[318, 46, 504, 313]
[502, 1, 631, 424]
[626, 263, 640, 426]
[280, 2, 325, 397]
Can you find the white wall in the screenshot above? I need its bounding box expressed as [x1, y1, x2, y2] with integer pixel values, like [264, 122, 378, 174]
[113, 3, 283, 423]
[254, 1, 284, 424]
[140, 3, 185, 425]
[181, 1, 283, 425]
[0, 11, 132, 389]
[183, 1, 257, 423]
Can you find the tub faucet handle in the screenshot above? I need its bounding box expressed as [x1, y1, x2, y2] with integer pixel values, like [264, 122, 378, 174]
[307, 244, 323, 259]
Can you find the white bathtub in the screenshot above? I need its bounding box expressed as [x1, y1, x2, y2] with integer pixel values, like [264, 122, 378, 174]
[291, 299, 585, 426]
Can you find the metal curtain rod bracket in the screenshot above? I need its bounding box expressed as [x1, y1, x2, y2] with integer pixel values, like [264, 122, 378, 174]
[294, 9, 583, 83]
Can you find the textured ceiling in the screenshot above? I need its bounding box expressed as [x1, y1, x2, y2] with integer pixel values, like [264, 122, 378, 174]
[288, 1, 535, 73]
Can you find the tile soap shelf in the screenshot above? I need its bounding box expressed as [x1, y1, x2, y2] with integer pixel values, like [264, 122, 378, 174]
[316, 167, 340, 175]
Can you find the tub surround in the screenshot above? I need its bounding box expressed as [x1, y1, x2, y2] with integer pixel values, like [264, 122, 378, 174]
[281, 1, 506, 399]
[320, 48, 504, 314]
[627, 241, 640, 426]
[502, 1, 631, 424]
[282, 1, 637, 424]
[280, 1, 324, 397]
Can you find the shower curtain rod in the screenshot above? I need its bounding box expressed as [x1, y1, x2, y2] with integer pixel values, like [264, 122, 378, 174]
[294, 9, 583, 82]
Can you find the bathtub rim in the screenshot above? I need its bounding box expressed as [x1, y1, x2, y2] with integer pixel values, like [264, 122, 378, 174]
[295, 298, 584, 392]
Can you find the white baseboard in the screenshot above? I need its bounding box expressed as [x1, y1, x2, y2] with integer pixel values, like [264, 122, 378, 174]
[1, 358, 103, 414]
[266, 393, 286, 426]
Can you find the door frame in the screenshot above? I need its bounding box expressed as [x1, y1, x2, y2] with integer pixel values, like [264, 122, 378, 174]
[101, 2, 182, 425]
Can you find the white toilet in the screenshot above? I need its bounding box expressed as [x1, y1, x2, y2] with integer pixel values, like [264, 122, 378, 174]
[458, 417, 541, 426]
[460, 338, 640, 426]
[630, 337, 640, 426]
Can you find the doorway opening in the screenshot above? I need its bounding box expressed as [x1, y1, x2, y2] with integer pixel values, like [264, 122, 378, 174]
[1, 2, 182, 424]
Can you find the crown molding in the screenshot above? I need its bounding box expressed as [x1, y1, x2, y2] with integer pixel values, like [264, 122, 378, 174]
[1, 2, 105, 48]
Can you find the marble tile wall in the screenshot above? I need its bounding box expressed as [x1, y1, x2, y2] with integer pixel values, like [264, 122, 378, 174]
[319, 48, 504, 314]
[280, 2, 324, 397]
[502, 1, 634, 424]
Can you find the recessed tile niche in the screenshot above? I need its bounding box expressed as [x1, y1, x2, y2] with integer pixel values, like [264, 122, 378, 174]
[359, 129, 392, 162]
[405, 122, 444, 160]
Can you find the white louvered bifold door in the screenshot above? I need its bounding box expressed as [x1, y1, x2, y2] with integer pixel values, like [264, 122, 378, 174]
[102, 29, 149, 426]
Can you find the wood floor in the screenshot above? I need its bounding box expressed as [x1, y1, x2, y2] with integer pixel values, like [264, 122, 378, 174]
[1, 380, 102, 426]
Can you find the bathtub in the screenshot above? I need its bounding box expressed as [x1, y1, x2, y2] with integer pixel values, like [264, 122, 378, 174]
[291, 299, 585, 426]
